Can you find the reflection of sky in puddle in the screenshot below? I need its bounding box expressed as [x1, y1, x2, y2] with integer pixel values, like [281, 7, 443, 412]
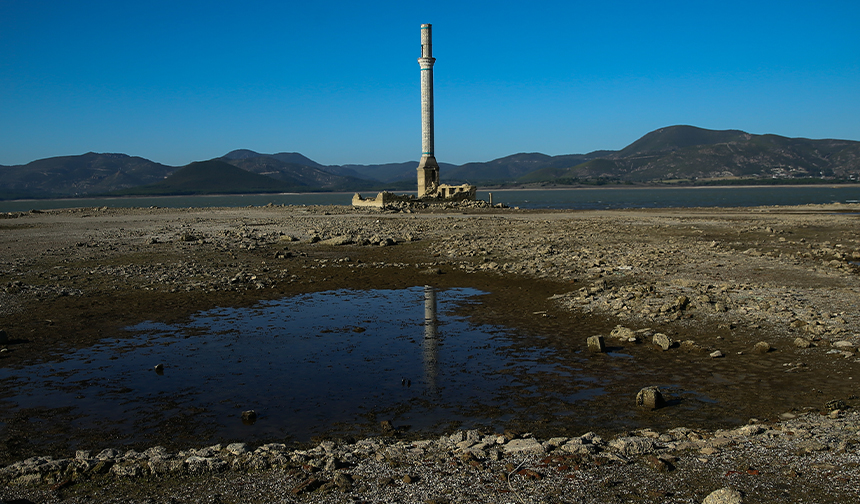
[0, 287, 608, 445]
[607, 352, 634, 359]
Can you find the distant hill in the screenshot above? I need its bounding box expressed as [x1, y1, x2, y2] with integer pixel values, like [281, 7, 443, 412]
[114, 159, 301, 195]
[523, 125, 860, 184]
[3, 126, 858, 200]
[611, 126, 750, 158]
[0, 152, 174, 198]
[446, 152, 613, 183]
[219, 151, 372, 191]
[220, 149, 453, 185]
[222, 149, 325, 168]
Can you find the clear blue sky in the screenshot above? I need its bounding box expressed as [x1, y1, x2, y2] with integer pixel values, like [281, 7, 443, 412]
[2, 0, 858, 167]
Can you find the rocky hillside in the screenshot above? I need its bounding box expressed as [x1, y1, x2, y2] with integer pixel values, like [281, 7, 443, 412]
[520, 126, 860, 184]
[0, 153, 174, 199]
[113, 160, 303, 195]
[218, 151, 371, 191]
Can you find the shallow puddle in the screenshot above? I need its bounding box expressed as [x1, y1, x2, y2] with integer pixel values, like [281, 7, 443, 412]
[3, 283, 850, 457]
[1, 286, 611, 447]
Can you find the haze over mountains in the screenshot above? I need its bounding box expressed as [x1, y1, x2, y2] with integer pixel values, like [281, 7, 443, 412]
[2, 126, 858, 200]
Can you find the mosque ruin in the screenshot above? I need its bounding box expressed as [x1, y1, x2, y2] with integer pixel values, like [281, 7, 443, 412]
[353, 24, 476, 208]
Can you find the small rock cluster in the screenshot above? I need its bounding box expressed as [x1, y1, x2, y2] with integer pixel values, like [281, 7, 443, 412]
[2, 411, 859, 503]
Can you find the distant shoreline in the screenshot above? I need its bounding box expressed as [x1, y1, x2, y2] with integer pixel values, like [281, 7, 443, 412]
[480, 183, 860, 191]
[4, 182, 860, 204]
[3, 184, 860, 213]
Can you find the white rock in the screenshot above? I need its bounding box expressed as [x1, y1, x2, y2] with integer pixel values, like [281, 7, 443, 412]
[653, 333, 673, 350]
[503, 438, 545, 454]
[609, 436, 655, 456]
[729, 425, 764, 437]
[703, 487, 743, 504]
[226, 442, 250, 455]
[610, 326, 635, 339]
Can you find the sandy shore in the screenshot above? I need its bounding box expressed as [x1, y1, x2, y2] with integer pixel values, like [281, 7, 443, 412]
[1, 202, 859, 503]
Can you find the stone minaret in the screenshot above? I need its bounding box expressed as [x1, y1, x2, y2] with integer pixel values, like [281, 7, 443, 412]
[417, 23, 440, 198]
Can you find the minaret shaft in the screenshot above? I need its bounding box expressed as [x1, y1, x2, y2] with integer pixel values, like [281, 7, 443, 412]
[417, 23, 439, 198]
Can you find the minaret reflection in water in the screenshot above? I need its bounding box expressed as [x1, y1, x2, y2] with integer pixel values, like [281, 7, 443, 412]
[423, 285, 439, 395]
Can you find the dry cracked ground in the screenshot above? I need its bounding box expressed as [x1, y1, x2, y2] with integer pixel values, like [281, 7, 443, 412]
[1, 202, 859, 503]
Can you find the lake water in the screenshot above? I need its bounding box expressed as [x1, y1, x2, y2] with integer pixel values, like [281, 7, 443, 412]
[0, 287, 609, 448]
[2, 186, 860, 212]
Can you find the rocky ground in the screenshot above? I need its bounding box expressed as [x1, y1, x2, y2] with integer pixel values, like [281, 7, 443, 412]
[1, 410, 858, 504]
[1, 201, 859, 503]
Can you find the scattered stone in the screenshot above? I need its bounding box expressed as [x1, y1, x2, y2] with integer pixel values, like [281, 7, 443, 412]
[503, 438, 545, 454]
[241, 410, 257, 424]
[833, 341, 856, 351]
[226, 443, 249, 455]
[333, 472, 353, 490]
[587, 335, 606, 353]
[636, 386, 665, 410]
[318, 235, 353, 246]
[653, 333, 673, 350]
[609, 437, 655, 456]
[710, 350, 724, 358]
[291, 477, 322, 496]
[380, 420, 396, 434]
[703, 487, 743, 504]
[153, 363, 164, 374]
[111, 462, 143, 478]
[794, 338, 812, 348]
[825, 399, 848, 411]
[680, 340, 703, 351]
[610, 325, 636, 341]
[644, 454, 674, 472]
[97, 448, 120, 460]
[753, 341, 771, 354]
[729, 425, 764, 437]
[324, 457, 343, 471]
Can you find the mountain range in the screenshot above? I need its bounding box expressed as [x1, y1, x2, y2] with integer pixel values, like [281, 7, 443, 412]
[2, 125, 858, 200]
